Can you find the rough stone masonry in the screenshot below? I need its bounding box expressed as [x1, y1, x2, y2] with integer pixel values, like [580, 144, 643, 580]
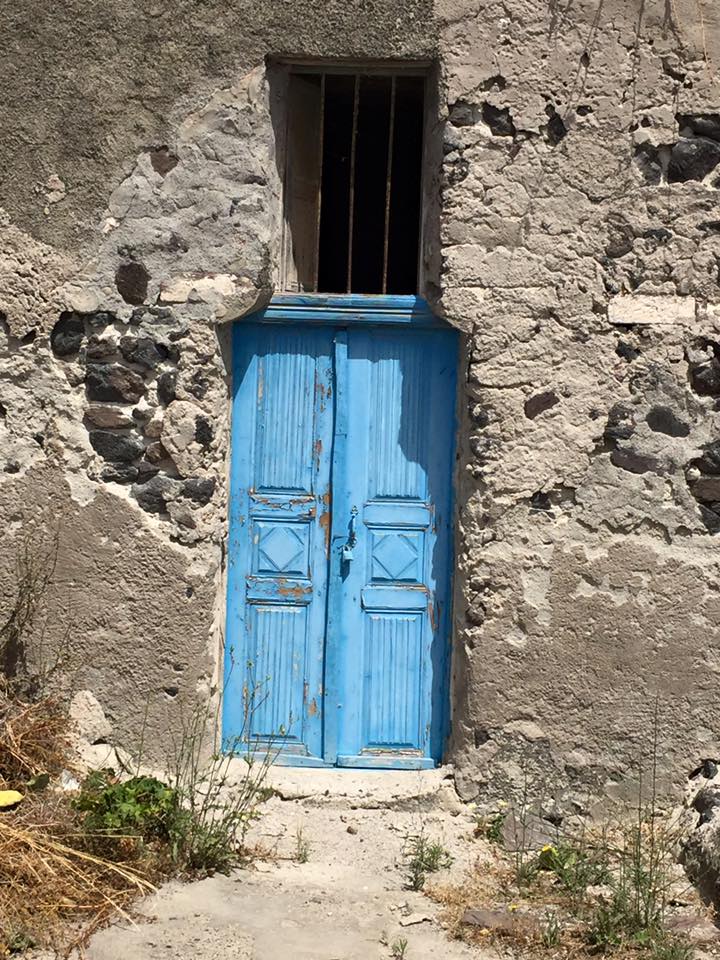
[2, 0, 720, 807]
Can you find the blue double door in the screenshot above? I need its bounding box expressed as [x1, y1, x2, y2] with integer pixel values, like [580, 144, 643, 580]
[225, 319, 457, 768]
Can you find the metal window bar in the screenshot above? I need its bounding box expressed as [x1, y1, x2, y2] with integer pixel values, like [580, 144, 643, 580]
[382, 76, 396, 295]
[313, 73, 326, 294]
[346, 74, 360, 294]
[285, 68, 423, 294]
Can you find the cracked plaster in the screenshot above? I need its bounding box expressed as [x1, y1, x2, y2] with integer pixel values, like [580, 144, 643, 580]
[2, 0, 720, 804]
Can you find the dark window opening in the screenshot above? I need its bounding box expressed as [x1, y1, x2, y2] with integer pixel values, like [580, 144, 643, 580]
[283, 71, 425, 295]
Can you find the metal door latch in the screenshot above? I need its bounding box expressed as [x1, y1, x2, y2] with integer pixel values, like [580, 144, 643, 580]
[342, 506, 358, 561]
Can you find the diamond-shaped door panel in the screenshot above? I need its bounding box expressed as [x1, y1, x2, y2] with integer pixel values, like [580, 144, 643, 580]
[253, 522, 310, 577]
[371, 530, 422, 583]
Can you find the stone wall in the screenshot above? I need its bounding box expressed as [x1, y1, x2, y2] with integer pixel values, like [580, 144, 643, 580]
[438, 0, 720, 805]
[2, 0, 720, 804]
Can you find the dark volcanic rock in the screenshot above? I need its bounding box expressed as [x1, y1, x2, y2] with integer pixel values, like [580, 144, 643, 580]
[156, 371, 177, 406]
[86, 364, 146, 404]
[50, 313, 84, 357]
[689, 358, 720, 396]
[149, 146, 179, 176]
[668, 138, 720, 183]
[545, 108, 567, 145]
[698, 504, 720, 534]
[85, 336, 117, 361]
[115, 261, 150, 305]
[183, 476, 216, 505]
[100, 463, 139, 484]
[85, 311, 117, 329]
[132, 474, 182, 514]
[604, 403, 636, 443]
[524, 391, 559, 419]
[694, 440, 720, 476]
[634, 142, 662, 184]
[482, 102, 516, 137]
[610, 447, 661, 474]
[646, 405, 690, 438]
[194, 416, 213, 446]
[678, 113, 720, 143]
[89, 430, 144, 462]
[119, 336, 167, 369]
[691, 476, 720, 502]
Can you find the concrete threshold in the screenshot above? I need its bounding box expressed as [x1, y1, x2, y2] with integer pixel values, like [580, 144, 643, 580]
[258, 763, 462, 811]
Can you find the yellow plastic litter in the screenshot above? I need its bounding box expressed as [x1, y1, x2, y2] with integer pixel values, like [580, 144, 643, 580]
[0, 790, 24, 808]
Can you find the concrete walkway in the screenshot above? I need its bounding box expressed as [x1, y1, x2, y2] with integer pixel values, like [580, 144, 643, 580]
[83, 767, 489, 960]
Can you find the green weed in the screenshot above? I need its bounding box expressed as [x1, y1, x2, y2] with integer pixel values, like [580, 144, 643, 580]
[295, 826, 310, 863]
[541, 909, 562, 947]
[475, 808, 507, 844]
[403, 832, 453, 891]
[73, 770, 178, 844]
[391, 936, 409, 959]
[537, 838, 610, 905]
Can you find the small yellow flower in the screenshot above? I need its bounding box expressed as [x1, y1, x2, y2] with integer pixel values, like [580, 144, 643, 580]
[541, 843, 556, 853]
[508, 903, 519, 912]
[0, 790, 23, 809]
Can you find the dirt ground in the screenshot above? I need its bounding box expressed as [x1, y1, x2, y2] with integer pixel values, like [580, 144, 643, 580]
[79, 767, 490, 960]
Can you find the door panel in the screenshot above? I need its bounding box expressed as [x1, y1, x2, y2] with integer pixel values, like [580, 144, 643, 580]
[226, 318, 457, 769]
[224, 324, 334, 762]
[332, 328, 457, 767]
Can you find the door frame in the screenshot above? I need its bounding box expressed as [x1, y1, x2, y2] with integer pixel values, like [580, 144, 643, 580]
[224, 294, 459, 768]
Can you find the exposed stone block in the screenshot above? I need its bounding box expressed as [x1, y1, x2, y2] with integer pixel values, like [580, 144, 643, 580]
[149, 145, 179, 176]
[690, 476, 720, 502]
[689, 359, 720, 396]
[183, 476, 216, 504]
[115, 261, 150, 305]
[194, 416, 213, 446]
[156, 371, 177, 406]
[481, 102, 516, 137]
[610, 447, 662, 474]
[646, 405, 690, 437]
[524, 391, 559, 419]
[84, 405, 135, 429]
[604, 404, 636, 442]
[85, 336, 117, 361]
[544, 107, 567, 145]
[677, 113, 720, 142]
[693, 440, 720, 475]
[131, 473, 182, 514]
[119, 336, 167, 369]
[85, 363, 146, 404]
[89, 429, 144, 462]
[608, 294, 695, 326]
[144, 441, 166, 464]
[668, 138, 720, 183]
[50, 313, 84, 357]
[100, 462, 139, 484]
[85, 311, 117, 329]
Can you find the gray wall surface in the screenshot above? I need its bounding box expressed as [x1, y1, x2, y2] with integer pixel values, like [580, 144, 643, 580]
[2, 0, 720, 808]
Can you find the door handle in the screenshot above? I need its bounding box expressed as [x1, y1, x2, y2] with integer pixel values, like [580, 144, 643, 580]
[342, 506, 358, 562]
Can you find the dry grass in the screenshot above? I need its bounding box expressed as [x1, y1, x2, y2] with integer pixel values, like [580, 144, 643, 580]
[0, 689, 157, 956]
[0, 690, 72, 788]
[0, 795, 156, 956]
[427, 814, 702, 960]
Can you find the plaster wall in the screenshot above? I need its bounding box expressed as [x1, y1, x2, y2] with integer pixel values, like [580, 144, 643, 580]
[2, 0, 720, 805]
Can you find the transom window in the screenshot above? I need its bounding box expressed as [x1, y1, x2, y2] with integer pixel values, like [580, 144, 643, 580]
[281, 68, 426, 295]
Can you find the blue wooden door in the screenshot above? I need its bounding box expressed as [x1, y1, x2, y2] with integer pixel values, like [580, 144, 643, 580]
[224, 323, 334, 763]
[327, 328, 457, 768]
[225, 314, 457, 768]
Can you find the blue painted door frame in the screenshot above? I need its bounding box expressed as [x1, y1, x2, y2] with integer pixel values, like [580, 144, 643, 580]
[224, 296, 458, 769]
